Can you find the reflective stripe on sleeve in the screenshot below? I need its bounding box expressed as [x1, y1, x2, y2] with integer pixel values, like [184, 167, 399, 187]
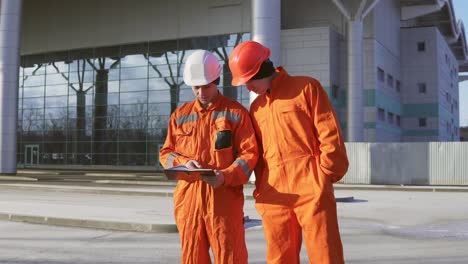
[166, 153, 179, 168]
[212, 111, 240, 124]
[233, 158, 252, 179]
[176, 113, 198, 125]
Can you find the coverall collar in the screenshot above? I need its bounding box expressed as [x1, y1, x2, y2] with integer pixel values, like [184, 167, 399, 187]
[267, 67, 288, 96]
[194, 90, 223, 112]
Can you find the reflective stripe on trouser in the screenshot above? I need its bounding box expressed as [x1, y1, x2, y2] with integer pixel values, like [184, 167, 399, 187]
[256, 192, 344, 264]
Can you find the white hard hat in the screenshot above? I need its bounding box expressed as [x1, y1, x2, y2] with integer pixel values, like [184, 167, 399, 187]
[183, 50, 222, 86]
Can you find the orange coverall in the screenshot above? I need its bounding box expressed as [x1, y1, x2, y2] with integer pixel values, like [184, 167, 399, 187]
[250, 67, 349, 264]
[160, 93, 258, 264]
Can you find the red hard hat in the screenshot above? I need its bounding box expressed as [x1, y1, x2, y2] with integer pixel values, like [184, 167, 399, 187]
[228, 41, 271, 86]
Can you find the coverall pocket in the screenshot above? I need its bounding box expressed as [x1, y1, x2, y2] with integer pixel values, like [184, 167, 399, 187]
[174, 125, 195, 153]
[214, 146, 234, 168]
[215, 130, 232, 149]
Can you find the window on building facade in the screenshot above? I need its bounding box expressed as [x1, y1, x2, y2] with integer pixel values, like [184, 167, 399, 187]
[332, 85, 339, 100]
[387, 112, 394, 124]
[387, 74, 393, 88]
[396, 115, 401, 127]
[418, 82, 426, 93]
[396, 80, 401, 92]
[417, 41, 425, 52]
[378, 68, 384, 82]
[419, 118, 427, 127]
[378, 108, 385, 121]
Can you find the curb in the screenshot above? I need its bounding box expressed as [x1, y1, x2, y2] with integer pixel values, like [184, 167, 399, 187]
[333, 184, 468, 192]
[0, 212, 178, 233]
[0, 184, 175, 197]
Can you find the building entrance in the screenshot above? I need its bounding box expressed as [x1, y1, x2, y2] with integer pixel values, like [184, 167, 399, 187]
[25, 144, 39, 166]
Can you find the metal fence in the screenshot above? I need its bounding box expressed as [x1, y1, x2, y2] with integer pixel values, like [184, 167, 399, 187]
[341, 142, 468, 185]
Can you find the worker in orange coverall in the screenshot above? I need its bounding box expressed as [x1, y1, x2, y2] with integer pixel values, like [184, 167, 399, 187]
[159, 49, 258, 264]
[229, 41, 349, 264]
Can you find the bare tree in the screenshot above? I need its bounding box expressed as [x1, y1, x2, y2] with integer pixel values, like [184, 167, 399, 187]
[145, 51, 185, 114]
[86, 57, 120, 164]
[50, 60, 93, 164]
[212, 33, 244, 100]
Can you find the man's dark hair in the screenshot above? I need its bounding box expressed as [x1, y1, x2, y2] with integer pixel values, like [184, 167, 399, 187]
[250, 59, 275, 80]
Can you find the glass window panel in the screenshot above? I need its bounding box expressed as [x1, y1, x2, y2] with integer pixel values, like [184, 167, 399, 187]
[46, 73, 69, 85]
[46, 61, 69, 73]
[149, 115, 169, 129]
[108, 68, 120, 81]
[120, 79, 147, 92]
[148, 78, 170, 91]
[108, 81, 119, 93]
[95, 92, 118, 105]
[120, 91, 147, 104]
[118, 142, 146, 153]
[45, 118, 66, 130]
[68, 95, 77, 106]
[45, 107, 68, 119]
[23, 97, 44, 108]
[119, 129, 147, 141]
[22, 108, 44, 120]
[118, 154, 147, 166]
[22, 120, 43, 131]
[179, 88, 194, 103]
[44, 131, 66, 142]
[45, 96, 68, 107]
[148, 63, 182, 78]
[148, 90, 171, 103]
[23, 64, 46, 75]
[23, 87, 44, 98]
[120, 103, 147, 117]
[92, 154, 118, 165]
[46, 84, 68, 96]
[119, 116, 148, 130]
[121, 54, 148, 68]
[69, 59, 88, 72]
[69, 70, 94, 83]
[23, 75, 45, 87]
[148, 103, 171, 116]
[69, 82, 93, 94]
[120, 66, 148, 80]
[43, 142, 66, 153]
[90, 54, 120, 70]
[67, 141, 92, 152]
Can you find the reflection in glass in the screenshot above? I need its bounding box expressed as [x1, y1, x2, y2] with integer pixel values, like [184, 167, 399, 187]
[23, 75, 45, 87]
[23, 87, 44, 98]
[18, 33, 249, 167]
[120, 79, 147, 92]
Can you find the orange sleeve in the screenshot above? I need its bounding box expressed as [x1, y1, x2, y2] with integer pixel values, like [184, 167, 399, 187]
[309, 79, 349, 182]
[221, 108, 259, 186]
[159, 112, 191, 169]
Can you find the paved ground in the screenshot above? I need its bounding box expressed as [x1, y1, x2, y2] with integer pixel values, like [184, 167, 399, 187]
[0, 170, 467, 263]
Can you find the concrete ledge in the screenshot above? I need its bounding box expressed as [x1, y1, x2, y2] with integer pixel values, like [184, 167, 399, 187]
[0, 212, 178, 233]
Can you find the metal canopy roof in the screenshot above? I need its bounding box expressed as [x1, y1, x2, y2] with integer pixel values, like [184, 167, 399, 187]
[400, 0, 468, 72]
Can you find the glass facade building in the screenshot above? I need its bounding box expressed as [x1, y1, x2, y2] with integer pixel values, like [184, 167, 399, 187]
[18, 33, 250, 169]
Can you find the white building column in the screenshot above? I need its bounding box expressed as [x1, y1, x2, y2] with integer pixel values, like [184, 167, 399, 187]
[250, 0, 281, 103]
[347, 19, 364, 142]
[249, 0, 281, 182]
[0, 0, 23, 174]
[332, 0, 381, 142]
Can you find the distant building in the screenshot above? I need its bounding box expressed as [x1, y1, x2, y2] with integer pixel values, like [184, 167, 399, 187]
[0, 0, 467, 171]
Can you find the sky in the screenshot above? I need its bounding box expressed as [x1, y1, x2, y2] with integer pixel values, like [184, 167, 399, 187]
[452, 0, 468, 127]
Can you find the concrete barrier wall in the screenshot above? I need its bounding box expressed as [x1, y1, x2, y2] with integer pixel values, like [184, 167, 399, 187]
[341, 142, 468, 185]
